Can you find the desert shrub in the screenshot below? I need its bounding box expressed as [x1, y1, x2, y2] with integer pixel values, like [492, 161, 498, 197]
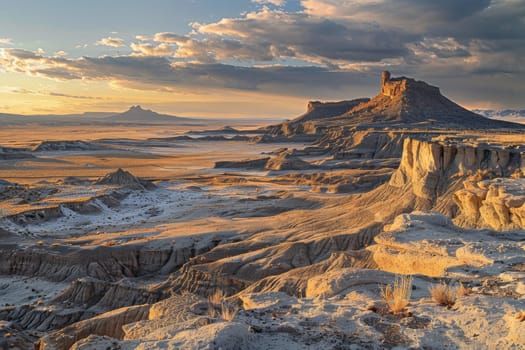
[220, 303, 239, 322]
[380, 274, 413, 314]
[430, 283, 456, 307]
[208, 289, 225, 308]
[456, 282, 471, 297]
[208, 289, 239, 322]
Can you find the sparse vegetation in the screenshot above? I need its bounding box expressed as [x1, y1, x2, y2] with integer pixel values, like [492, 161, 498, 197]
[208, 289, 239, 322]
[380, 274, 413, 314]
[208, 289, 225, 308]
[456, 282, 471, 297]
[430, 283, 456, 307]
[220, 303, 239, 322]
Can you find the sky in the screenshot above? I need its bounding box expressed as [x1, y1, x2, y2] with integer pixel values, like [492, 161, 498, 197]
[0, 0, 523, 118]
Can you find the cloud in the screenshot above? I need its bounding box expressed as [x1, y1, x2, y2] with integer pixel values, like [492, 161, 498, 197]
[153, 32, 190, 44]
[131, 43, 175, 57]
[47, 92, 103, 100]
[135, 35, 152, 41]
[54, 50, 68, 57]
[301, 0, 492, 32]
[190, 8, 412, 66]
[0, 48, 376, 99]
[1, 1, 524, 109]
[96, 36, 126, 47]
[0, 86, 102, 100]
[0, 38, 13, 45]
[252, 0, 285, 6]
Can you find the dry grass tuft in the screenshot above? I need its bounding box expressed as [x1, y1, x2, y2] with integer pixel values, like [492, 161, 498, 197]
[208, 290, 226, 308]
[380, 274, 413, 314]
[430, 283, 457, 307]
[207, 289, 239, 322]
[456, 282, 471, 297]
[220, 303, 239, 322]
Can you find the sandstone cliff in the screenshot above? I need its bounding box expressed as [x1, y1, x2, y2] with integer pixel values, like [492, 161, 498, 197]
[389, 137, 524, 209]
[454, 178, 525, 230]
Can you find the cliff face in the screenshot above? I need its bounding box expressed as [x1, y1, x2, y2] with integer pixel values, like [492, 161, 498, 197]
[388, 137, 525, 228]
[267, 98, 368, 137]
[454, 178, 525, 230]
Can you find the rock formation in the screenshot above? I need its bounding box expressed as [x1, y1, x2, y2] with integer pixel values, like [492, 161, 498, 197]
[0, 146, 34, 160]
[95, 168, 155, 190]
[454, 178, 525, 230]
[341, 71, 521, 128]
[389, 137, 524, 208]
[32, 141, 106, 152]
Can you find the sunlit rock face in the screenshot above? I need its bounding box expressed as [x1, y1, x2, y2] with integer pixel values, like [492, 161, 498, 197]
[389, 137, 524, 202]
[454, 178, 525, 230]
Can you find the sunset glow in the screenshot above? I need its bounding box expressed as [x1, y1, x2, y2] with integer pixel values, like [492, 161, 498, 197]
[1, 0, 523, 117]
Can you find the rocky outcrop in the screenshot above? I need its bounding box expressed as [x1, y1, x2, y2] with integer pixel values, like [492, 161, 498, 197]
[389, 138, 524, 206]
[52, 277, 161, 311]
[264, 72, 523, 144]
[0, 242, 208, 282]
[5, 191, 123, 225]
[454, 178, 525, 230]
[215, 151, 312, 171]
[319, 129, 426, 159]
[369, 211, 525, 277]
[167, 222, 381, 298]
[0, 146, 34, 159]
[32, 141, 106, 152]
[95, 168, 155, 190]
[264, 151, 312, 171]
[215, 157, 270, 169]
[342, 71, 522, 129]
[266, 98, 369, 137]
[37, 304, 150, 350]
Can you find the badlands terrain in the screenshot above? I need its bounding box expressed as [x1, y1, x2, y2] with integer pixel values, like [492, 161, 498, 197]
[0, 72, 524, 349]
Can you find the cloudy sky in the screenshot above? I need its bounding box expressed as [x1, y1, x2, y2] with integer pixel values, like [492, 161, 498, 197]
[0, 0, 523, 117]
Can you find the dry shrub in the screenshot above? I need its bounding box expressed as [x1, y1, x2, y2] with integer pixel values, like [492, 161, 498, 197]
[208, 289, 239, 322]
[208, 290, 225, 308]
[456, 282, 471, 297]
[220, 303, 239, 322]
[381, 274, 413, 314]
[430, 283, 456, 307]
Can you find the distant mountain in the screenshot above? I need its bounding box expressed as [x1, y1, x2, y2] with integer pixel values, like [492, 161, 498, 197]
[0, 106, 203, 126]
[472, 109, 525, 123]
[104, 105, 192, 125]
